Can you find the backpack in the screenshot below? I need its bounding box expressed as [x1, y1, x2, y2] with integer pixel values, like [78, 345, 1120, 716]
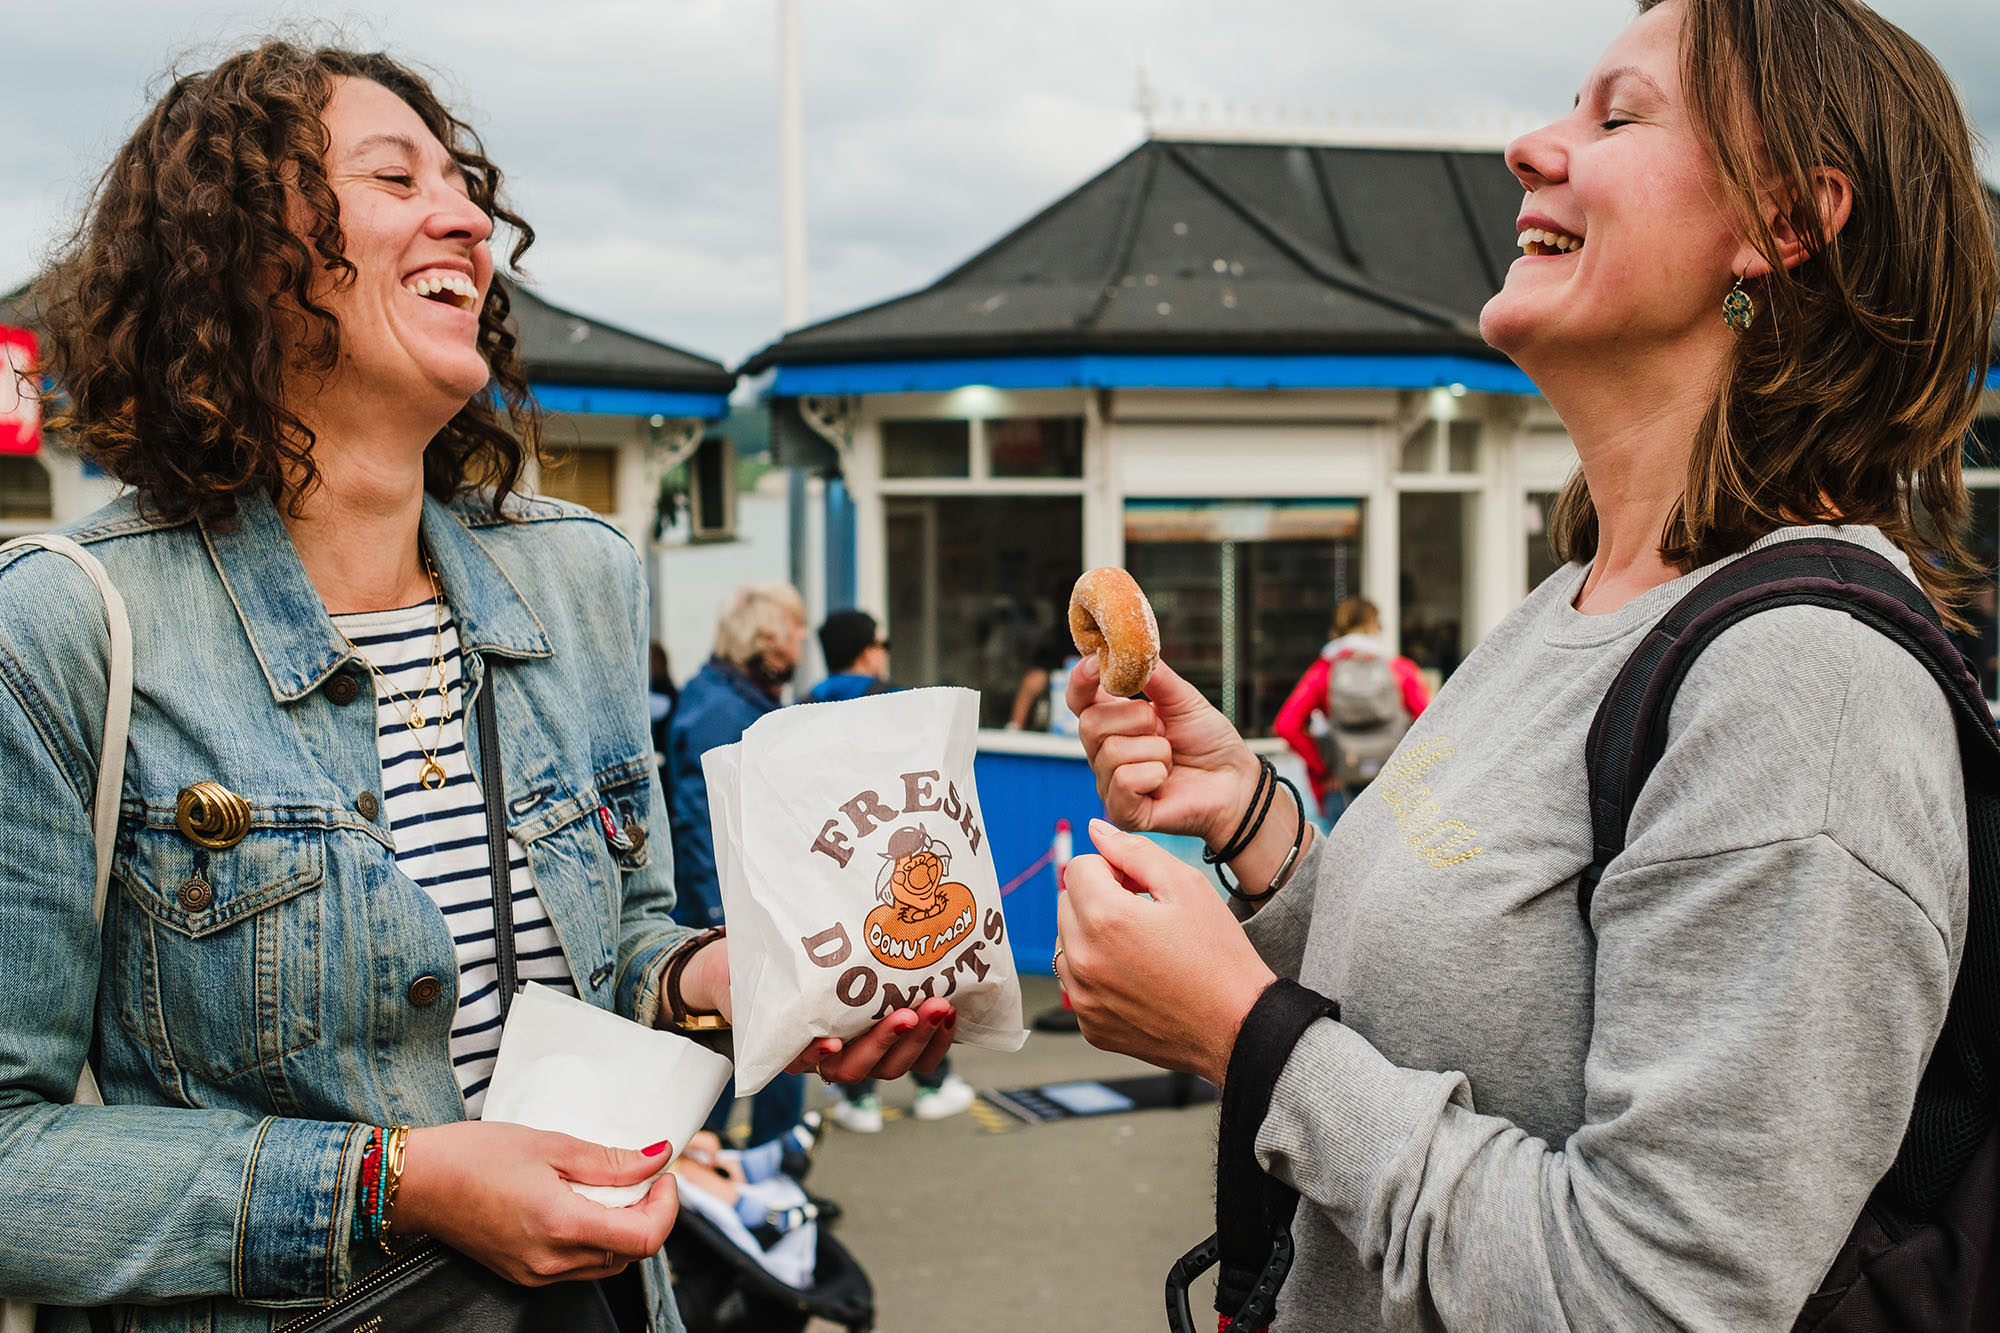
[1583, 538, 2000, 1331]
[1322, 645, 1412, 789]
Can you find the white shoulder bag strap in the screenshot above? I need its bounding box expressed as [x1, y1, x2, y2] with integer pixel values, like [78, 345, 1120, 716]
[0, 534, 131, 1333]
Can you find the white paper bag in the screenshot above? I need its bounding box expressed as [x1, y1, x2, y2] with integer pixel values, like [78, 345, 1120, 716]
[482, 981, 734, 1206]
[704, 686, 1028, 1092]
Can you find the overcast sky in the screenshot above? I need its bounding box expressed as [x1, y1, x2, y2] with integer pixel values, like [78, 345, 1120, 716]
[6, 1, 1996, 371]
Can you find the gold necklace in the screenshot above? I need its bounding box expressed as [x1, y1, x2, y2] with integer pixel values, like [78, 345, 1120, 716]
[343, 560, 452, 791]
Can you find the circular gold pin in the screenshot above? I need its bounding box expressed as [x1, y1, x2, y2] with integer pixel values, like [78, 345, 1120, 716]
[176, 782, 252, 850]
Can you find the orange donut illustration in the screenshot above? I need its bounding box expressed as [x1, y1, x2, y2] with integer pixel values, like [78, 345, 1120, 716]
[865, 826, 977, 970]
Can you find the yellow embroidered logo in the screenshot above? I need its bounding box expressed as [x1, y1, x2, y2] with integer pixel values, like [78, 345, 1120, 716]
[1374, 737, 1484, 868]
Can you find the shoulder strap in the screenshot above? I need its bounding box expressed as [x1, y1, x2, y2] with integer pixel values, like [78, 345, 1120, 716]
[1581, 537, 2000, 1224]
[473, 674, 520, 1019]
[0, 534, 132, 933]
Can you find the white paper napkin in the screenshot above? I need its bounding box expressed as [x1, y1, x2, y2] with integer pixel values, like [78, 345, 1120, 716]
[481, 982, 734, 1207]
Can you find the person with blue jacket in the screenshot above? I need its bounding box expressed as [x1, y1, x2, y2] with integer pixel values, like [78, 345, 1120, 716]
[667, 584, 820, 1150]
[0, 44, 956, 1333]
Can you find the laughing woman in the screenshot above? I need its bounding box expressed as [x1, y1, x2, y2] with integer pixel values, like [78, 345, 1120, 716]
[0, 42, 952, 1333]
[1057, 1, 1996, 1329]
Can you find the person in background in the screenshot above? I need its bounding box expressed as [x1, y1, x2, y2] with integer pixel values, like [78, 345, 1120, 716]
[1006, 628, 1074, 732]
[667, 583, 814, 1149]
[803, 609, 894, 703]
[805, 608, 980, 1130]
[648, 640, 678, 785]
[1272, 596, 1430, 827]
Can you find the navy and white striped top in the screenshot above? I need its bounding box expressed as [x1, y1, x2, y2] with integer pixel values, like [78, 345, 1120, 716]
[333, 603, 576, 1116]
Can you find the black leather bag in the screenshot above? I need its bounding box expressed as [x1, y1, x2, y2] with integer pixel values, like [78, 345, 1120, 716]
[273, 681, 624, 1333]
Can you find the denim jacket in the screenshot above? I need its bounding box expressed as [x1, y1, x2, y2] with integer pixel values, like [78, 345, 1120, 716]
[0, 489, 694, 1333]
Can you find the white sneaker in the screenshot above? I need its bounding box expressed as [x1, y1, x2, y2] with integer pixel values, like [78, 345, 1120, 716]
[912, 1073, 976, 1121]
[830, 1091, 883, 1134]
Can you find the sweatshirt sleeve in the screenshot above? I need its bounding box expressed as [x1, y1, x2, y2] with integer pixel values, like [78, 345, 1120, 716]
[1252, 610, 1965, 1330]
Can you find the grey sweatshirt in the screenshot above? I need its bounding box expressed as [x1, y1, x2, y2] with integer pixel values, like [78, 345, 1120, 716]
[1242, 525, 1967, 1331]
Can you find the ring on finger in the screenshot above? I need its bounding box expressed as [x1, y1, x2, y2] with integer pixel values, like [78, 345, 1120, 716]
[604, 1249, 616, 1269]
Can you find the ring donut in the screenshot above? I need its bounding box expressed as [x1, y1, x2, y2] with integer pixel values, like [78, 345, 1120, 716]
[1068, 567, 1160, 697]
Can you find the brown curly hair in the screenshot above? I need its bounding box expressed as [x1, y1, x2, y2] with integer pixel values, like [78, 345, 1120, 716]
[32, 41, 542, 522]
[1550, 0, 1998, 627]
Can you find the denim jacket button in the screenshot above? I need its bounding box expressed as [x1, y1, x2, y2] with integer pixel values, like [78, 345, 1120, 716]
[355, 791, 381, 821]
[407, 975, 444, 1007]
[325, 672, 362, 706]
[176, 877, 214, 912]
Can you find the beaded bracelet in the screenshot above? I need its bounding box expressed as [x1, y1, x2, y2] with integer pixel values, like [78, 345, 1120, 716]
[351, 1124, 412, 1255]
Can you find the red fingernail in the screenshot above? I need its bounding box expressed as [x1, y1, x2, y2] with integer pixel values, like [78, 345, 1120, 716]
[642, 1140, 670, 1157]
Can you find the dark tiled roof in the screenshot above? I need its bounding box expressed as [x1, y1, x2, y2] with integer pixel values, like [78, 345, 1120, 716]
[0, 279, 735, 396]
[742, 138, 1525, 372]
[501, 278, 734, 393]
[744, 143, 2000, 374]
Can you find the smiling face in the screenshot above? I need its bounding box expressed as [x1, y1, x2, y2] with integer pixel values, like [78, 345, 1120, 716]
[1479, 0, 1750, 375]
[301, 76, 495, 418]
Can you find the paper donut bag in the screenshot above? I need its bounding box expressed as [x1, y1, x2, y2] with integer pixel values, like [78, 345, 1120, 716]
[703, 686, 1027, 1092]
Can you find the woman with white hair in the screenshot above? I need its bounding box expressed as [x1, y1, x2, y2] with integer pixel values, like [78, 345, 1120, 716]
[664, 583, 823, 1150]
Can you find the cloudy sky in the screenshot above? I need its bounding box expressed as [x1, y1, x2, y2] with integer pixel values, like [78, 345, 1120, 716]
[6, 1, 1996, 371]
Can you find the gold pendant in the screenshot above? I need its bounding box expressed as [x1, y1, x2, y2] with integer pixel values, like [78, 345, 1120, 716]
[408, 709, 426, 730]
[420, 759, 447, 790]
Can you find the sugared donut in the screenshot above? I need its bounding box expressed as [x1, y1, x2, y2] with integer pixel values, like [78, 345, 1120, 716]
[1068, 567, 1160, 697]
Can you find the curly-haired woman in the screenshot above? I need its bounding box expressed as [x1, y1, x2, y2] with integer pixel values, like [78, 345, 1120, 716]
[1056, 0, 1997, 1327]
[0, 43, 954, 1333]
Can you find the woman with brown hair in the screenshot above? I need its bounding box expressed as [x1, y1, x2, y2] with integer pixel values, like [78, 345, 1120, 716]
[1055, 0, 1996, 1327]
[0, 42, 952, 1333]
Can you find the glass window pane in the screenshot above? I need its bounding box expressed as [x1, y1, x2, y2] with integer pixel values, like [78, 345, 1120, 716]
[0, 455, 52, 521]
[539, 446, 618, 513]
[1399, 421, 1434, 474]
[1125, 500, 1363, 736]
[882, 496, 1081, 726]
[1525, 491, 1564, 593]
[1399, 491, 1475, 686]
[1447, 421, 1481, 474]
[989, 416, 1085, 478]
[881, 419, 971, 478]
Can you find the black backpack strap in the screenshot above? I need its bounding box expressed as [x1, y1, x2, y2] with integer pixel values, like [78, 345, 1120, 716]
[1165, 978, 1340, 1333]
[1580, 537, 2000, 1224]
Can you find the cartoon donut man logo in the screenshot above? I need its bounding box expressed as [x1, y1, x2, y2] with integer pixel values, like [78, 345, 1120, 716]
[865, 825, 978, 970]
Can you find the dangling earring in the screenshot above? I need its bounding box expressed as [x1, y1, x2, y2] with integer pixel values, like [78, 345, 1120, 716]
[1722, 274, 1756, 332]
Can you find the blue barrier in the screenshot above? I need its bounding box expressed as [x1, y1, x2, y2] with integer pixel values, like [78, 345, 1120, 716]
[974, 747, 1105, 976]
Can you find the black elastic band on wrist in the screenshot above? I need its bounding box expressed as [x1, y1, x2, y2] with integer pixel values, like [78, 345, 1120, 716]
[1227, 775, 1307, 905]
[1205, 758, 1274, 868]
[1207, 759, 1279, 895]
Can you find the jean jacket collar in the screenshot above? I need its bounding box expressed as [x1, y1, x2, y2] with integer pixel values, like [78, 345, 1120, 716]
[200, 490, 553, 703]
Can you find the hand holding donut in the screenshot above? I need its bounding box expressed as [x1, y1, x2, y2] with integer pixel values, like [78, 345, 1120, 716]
[1065, 568, 1261, 847]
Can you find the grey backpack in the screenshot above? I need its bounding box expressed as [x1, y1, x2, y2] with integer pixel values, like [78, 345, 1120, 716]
[1323, 647, 1410, 789]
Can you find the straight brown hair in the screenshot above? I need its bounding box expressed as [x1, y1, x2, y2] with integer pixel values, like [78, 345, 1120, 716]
[1551, 0, 1998, 623]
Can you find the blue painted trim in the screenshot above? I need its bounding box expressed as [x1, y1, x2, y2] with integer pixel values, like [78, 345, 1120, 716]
[529, 383, 729, 419]
[1987, 365, 1999, 391]
[823, 478, 857, 609]
[772, 353, 1539, 396]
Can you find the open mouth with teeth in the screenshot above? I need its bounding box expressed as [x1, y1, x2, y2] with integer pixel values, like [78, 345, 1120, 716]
[1518, 227, 1584, 257]
[404, 271, 480, 312]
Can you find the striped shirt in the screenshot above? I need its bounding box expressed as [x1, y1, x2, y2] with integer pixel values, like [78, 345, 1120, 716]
[334, 602, 576, 1116]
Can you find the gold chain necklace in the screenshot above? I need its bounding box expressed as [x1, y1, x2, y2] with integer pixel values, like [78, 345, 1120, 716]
[342, 559, 451, 791]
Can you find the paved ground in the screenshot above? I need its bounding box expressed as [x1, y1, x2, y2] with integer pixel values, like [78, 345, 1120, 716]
[720, 973, 1223, 1333]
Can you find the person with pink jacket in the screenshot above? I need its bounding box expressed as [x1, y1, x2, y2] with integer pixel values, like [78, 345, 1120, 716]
[1273, 597, 1430, 825]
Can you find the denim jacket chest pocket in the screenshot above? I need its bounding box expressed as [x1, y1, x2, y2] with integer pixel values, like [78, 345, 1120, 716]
[107, 820, 328, 1090]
